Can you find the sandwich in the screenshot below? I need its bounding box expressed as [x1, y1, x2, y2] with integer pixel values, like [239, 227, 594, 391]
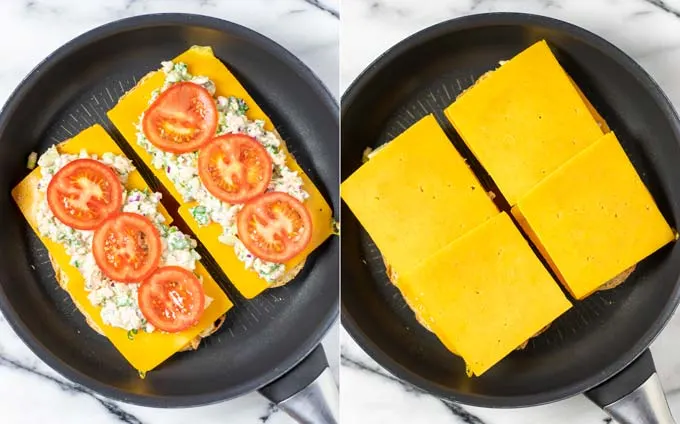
[444, 40, 605, 206]
[511, 131, 675, 300]
[398, 213, 572, 376]
[107, 46, 334, 299]
[444, 39, 643, 294]
[12, 124, 233, 373]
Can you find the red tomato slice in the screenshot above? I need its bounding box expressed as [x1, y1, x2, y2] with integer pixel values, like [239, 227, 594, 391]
[198, 134, 273, 204]
[237, 192, 313, 263]
[92, 212, 162, 283]
[138, 266, 205, 333]
[142, 82, 218, 153]
[46, 159, 123, 230]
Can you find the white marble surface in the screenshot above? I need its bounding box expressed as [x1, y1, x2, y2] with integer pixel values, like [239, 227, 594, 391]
[0, 1, 338, 423]
[340, 0, 680, 423]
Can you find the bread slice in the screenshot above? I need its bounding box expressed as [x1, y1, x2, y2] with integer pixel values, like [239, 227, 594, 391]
[13, 125, 233, 372]
[107, 46, 335, 299]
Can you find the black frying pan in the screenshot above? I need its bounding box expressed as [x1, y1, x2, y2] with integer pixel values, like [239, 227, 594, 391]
[0, 13, 338, 422]
[342, 13, 680, 423]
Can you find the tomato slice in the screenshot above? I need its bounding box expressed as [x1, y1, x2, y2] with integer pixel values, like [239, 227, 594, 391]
[142, 82, 218, 153]
[138, 266, 205, 333]
[237, 192, 313, 263]
[46, 158, 123, 230]
[198, 134, 273, 204]
[92, 212, 162, 283]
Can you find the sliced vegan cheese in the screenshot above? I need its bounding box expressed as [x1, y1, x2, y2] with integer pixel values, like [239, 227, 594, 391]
[12, 125, 233, 372]
[399, 213, 572, 376]
[512, 131, 675, 300]
[107, 46, 333, 299]
[341, 114, 498, 278]
[444, 40, 604, 205]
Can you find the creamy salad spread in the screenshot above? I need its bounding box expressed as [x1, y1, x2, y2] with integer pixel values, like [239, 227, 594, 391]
[135, 61, 309, 283]
[35, 147, 207, 334]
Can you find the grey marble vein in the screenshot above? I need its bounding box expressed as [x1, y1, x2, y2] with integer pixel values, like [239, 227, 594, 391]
[258, 403, 281, 423]
[367, 1, 408, 18]
[301, 0, 339, 18]
[441, 401, 486, 424]
[0, 353, 143, 424]
[643, 0, 680, 18]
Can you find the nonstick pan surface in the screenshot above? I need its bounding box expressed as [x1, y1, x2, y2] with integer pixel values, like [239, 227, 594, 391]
[341, 13, 680, 408]
[0, 14, 338, 407]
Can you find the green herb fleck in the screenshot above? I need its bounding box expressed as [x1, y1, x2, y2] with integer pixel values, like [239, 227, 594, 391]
[331, 219, 340, 236]
[127, 329, 138, 341]
[27, 152, 38, 170]
[168, 232, 190, 250]
[190, 205, 210, 226]
[236, 98, 249, 115]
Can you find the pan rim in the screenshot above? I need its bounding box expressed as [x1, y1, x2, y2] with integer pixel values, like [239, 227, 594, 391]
[340, 11, 680, 408]
[0, 12, 338, 408]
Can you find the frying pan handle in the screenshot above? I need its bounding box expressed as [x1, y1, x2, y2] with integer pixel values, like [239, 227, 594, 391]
[585, 349, 675, 423]
[259, 344, 338, 424]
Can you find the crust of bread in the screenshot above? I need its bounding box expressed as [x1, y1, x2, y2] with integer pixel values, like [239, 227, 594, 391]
[49, 255, 224, 351]
[598, 265, 636, 291]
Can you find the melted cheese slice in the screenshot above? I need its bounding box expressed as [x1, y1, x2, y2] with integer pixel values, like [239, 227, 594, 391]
[445, 40, 604, 205]
[399, 213, 572, 376]
[512, 132, 675, 300]
[12, 125, 233, 372]
[341, 114, 498, 278]
[107, 46, 333, 299]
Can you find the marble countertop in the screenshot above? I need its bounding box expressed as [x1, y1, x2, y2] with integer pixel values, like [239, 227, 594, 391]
[340, 0, 680, 423]
[0, 1, 338, 424]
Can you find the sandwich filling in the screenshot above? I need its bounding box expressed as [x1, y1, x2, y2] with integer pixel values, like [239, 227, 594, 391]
[35, 147, 209, 333]
[134, 62, 308, 283]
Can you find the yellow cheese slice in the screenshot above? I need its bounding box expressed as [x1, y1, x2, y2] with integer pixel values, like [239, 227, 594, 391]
[11, 125, 233, 372]
[399, 213, 572, 376]
[108, 46, 333, 299]
[512, 132, 675, 300]
[341, 114, 498, 278]
[445, 40, 604, 205]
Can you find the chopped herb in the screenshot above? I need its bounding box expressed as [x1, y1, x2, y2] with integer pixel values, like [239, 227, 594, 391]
[168, 232, 190, 250]
[236, 98, 249, 115]
[190, 205, 210, 226]
[331, 219, 340, 236]
[26, 152, 38, 170]
[127, 329, 138, 340]
[138, 370, 147, 379]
